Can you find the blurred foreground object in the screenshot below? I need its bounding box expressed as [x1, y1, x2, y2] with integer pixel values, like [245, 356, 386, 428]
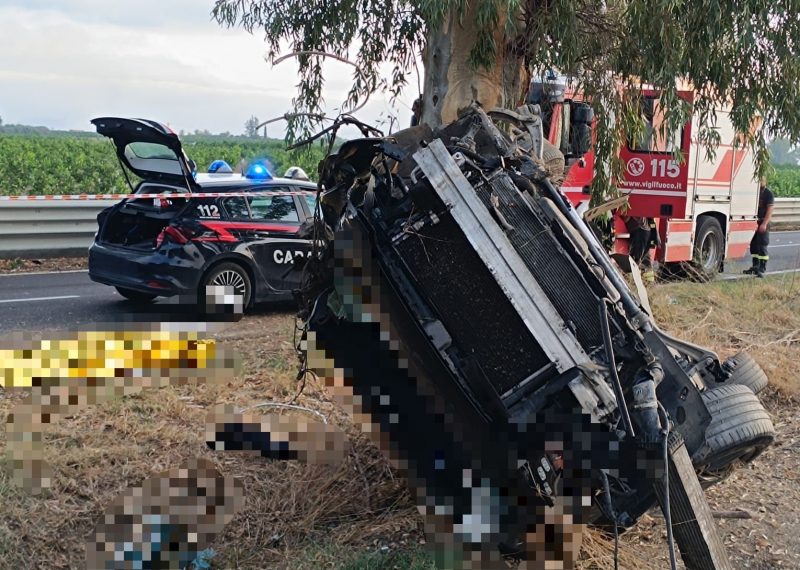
[85, 457, 244, 570]
[205, 404, 348, 465]
[2, 326, 238, 494]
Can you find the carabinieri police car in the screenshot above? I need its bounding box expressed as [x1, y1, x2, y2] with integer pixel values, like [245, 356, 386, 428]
[88, 117, 317, 312]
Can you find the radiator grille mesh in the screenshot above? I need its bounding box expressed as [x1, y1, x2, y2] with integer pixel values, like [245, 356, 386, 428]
[478, 174, 605, 349]
[393, 216, 552, 396]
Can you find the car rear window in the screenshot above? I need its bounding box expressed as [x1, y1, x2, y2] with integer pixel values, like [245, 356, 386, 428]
[304, 193, 317, 214]
[127, 142, 177, 160]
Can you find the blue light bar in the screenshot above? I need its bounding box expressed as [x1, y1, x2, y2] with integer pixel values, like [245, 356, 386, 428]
[209, 160, 233, 173]
[245, 162, 272, 180]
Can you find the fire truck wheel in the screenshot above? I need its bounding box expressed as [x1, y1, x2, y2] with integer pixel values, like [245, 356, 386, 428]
[692, 216, 725, 280]
[707, 351, 769, 395]
[692, 384, 775, 488]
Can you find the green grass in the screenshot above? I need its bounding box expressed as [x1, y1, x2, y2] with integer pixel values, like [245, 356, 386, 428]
[768, 163, 800, 197]
[289, 543, 435, 570]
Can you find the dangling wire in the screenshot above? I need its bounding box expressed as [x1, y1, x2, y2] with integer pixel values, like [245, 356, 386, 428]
[599, 470, 619, 570]
[285, 114, 384, 404]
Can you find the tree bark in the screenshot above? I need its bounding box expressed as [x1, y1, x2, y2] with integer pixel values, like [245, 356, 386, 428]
[421, 7, 525, 129]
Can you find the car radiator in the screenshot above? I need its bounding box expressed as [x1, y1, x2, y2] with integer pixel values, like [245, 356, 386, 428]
[475, 171, 606, 350]
[384, 140, 625, 405]
[392, 214, 554, 398]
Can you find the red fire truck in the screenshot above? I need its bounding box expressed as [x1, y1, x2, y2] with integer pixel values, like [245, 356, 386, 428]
[534, 84, 759, 277]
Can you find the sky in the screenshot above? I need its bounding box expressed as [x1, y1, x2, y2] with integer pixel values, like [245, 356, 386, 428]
[0, 1, 415, 136]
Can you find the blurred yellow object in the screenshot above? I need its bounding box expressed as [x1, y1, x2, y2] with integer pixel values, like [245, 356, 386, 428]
[0, 330, 216, 389]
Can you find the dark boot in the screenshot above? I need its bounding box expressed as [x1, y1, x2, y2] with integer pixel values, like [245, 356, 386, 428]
[743, 258, 759, 275]
[756, 258, 767, 278]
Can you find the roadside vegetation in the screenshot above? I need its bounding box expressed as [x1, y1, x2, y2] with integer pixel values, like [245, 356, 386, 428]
[769, 164, 800, 197]
[2, 128, 799, 197]
[0, 132, 326, 196]
[0, 276, 797, 569]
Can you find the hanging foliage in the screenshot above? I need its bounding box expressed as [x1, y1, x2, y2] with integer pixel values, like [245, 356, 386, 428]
[213, 0, 800, 197]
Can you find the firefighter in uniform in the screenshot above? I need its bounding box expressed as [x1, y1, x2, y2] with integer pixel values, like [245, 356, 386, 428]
[743, 182, 775, 278]
[623, 215, 659, 283]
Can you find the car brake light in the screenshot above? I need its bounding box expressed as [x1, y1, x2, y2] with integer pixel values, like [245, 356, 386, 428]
[155, 225, 192, 249]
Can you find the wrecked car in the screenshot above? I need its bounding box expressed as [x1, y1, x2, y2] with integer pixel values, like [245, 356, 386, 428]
[294, 107, 775, 568]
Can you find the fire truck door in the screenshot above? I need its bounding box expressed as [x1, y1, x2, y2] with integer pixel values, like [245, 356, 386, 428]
[618, 94, 692, 219]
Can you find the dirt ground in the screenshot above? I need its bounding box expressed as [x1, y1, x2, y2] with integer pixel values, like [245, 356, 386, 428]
[0, 274, 798, 569]
[622, 276, 800, 570]
[0, 256, 88, 273]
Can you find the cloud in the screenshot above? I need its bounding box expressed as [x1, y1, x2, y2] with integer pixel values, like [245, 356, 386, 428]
[0, 4, 413, 135]
[1, 0, 218, 29]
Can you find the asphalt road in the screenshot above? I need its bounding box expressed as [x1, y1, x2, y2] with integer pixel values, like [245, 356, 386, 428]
[0, 270, 176, 332]
[723, 229, 800, 275]
[0, 270, 294, 333]
[1, 231, 798, 333]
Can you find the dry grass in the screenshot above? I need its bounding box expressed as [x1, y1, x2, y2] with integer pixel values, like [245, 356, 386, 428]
[0, 274, 798, 569]
[649, 273, 800, 398]
[0, 314, 421, 569]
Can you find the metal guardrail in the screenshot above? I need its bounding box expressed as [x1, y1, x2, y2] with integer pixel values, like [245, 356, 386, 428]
[1, 197, 799, 259]
[0, 200, 115, 259]
[774, 197, 800, 224]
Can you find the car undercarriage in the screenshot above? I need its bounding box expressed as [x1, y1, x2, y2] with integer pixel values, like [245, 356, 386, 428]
[293, 106, 775, 569]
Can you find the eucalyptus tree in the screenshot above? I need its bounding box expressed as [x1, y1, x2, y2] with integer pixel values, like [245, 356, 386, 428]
[213, 0, 800, 193]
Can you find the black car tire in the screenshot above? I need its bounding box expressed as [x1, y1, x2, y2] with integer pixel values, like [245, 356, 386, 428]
[115, 286, 157, 303]
[691, 216, 725, 281]
[200, 262, 252, 313]
[692, 384, 775, 487]
[717, 351, 769, 395]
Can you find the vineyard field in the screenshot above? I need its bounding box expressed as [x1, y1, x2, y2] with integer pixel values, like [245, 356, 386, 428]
[769, 164, 800, 197]
[0, 133, 327, 195]
[3, 131, 798, 198]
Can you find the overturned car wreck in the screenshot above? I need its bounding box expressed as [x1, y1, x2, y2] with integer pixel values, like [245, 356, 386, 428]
[295, 106, 775, 569]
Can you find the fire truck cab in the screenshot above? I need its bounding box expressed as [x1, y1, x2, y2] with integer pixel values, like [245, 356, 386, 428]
[530, 81, 760, 277]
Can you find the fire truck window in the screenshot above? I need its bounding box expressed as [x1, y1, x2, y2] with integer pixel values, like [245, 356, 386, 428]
[630, 97, 682, 153]
[560, 104, 572, 155]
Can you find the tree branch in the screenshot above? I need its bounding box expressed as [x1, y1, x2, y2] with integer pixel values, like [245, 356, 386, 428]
[272, 50, 359, 68]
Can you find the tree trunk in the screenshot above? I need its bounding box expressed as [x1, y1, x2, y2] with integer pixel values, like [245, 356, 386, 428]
[421, 7, 526, 129]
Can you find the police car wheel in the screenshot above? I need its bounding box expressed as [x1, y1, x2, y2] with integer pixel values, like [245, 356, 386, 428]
[115, 287, 157, 303]
[200, 262, 252, 314]
[691, 384, 775, 488]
